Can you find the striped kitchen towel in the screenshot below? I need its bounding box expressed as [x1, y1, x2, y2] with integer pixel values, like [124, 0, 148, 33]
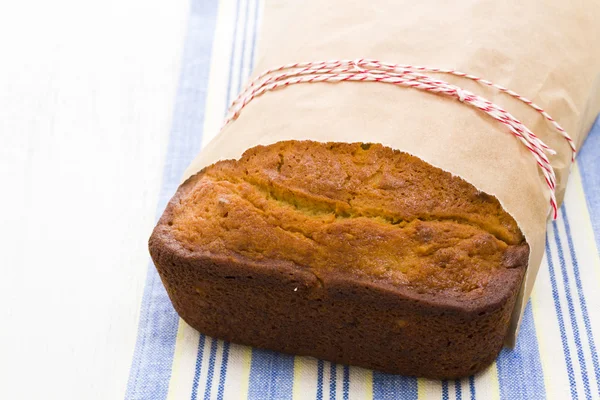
[125, 0, 600, 398]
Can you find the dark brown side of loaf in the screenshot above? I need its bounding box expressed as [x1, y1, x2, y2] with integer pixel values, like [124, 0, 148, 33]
[149, 141, 528, 379]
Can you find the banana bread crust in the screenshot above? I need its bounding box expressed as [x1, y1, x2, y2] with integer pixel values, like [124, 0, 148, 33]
[149, 141, 528, 378]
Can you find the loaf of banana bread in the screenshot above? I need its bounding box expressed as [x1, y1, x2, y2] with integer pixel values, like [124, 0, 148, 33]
[149, 140, 528, 379]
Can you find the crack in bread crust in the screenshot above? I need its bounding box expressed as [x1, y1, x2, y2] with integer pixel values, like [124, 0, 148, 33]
[235, 175, 516, 246]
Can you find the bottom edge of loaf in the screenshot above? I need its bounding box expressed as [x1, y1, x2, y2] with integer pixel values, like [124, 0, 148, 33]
[150, 243, 521, 379]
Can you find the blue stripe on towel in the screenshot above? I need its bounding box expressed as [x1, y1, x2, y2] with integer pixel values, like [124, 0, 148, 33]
[216, 341, 231, 400]
[316, 359, 325, 400]
[497, 302, 546, 399]
[455, 379, 462, 400]
[330, 363, 337, 400]
[469, 375, 475, 400]
[546, 231, 578, 399]
[191, 334, 207, 400]
[343, 366, 350, 400]
[202, 338, 220, 400]
[372, 372, 417, 400]
[249, 0, 260, 65]
[236, 0, 252, 92]
[224, 0, 243, 111]
[247, 350, 295, 400]
[578, 117, 600, 249]
[552, 218, 592, 400]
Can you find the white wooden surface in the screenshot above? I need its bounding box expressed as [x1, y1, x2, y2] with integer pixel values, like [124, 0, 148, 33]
[0, 1, 189, 398]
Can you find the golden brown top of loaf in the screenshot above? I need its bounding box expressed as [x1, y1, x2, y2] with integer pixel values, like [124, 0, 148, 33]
[166, 141, 528, 302]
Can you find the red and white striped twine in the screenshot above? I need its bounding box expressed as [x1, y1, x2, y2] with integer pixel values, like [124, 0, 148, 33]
[222, 58, 576, 219]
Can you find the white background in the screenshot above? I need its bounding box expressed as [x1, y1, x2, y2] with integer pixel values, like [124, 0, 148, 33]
[0, 0, 188, 398]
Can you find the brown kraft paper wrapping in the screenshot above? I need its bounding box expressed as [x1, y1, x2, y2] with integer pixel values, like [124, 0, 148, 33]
[182, 0, 600, 345]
